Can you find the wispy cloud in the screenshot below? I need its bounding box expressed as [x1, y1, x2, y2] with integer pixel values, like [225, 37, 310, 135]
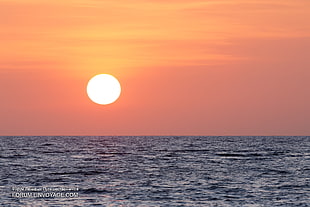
[0, 0, 309, 70]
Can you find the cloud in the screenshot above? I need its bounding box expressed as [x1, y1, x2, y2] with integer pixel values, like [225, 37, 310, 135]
[1, 0, 309, 71]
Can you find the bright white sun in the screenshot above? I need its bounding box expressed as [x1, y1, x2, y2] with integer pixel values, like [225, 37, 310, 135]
[87, 74, 121, 105]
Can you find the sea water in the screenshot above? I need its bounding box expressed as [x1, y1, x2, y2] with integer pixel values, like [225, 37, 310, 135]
[0, 136, 309, 206]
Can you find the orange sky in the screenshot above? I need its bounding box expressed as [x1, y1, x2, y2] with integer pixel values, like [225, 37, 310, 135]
[1, 0, 309, 135]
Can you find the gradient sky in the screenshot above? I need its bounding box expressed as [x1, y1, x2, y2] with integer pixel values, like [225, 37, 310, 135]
[1, 0, 309, 135]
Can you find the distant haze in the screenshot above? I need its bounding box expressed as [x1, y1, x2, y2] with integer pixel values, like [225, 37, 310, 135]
[0, 0, 309, 135]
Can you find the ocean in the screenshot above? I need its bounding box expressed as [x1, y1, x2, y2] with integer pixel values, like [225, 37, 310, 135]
[0, 136, 309, 206]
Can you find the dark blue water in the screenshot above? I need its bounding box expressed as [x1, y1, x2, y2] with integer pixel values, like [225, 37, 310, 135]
[0, 136, 309, 206]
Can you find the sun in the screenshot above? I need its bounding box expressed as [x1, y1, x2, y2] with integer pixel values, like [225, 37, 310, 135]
[86, 74, 121, 105]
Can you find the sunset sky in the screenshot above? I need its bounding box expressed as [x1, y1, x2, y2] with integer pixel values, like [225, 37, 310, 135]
[1, 0, 309, 135]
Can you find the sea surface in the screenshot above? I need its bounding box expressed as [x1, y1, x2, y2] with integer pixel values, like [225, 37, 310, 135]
[0, 136, 309, 206]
